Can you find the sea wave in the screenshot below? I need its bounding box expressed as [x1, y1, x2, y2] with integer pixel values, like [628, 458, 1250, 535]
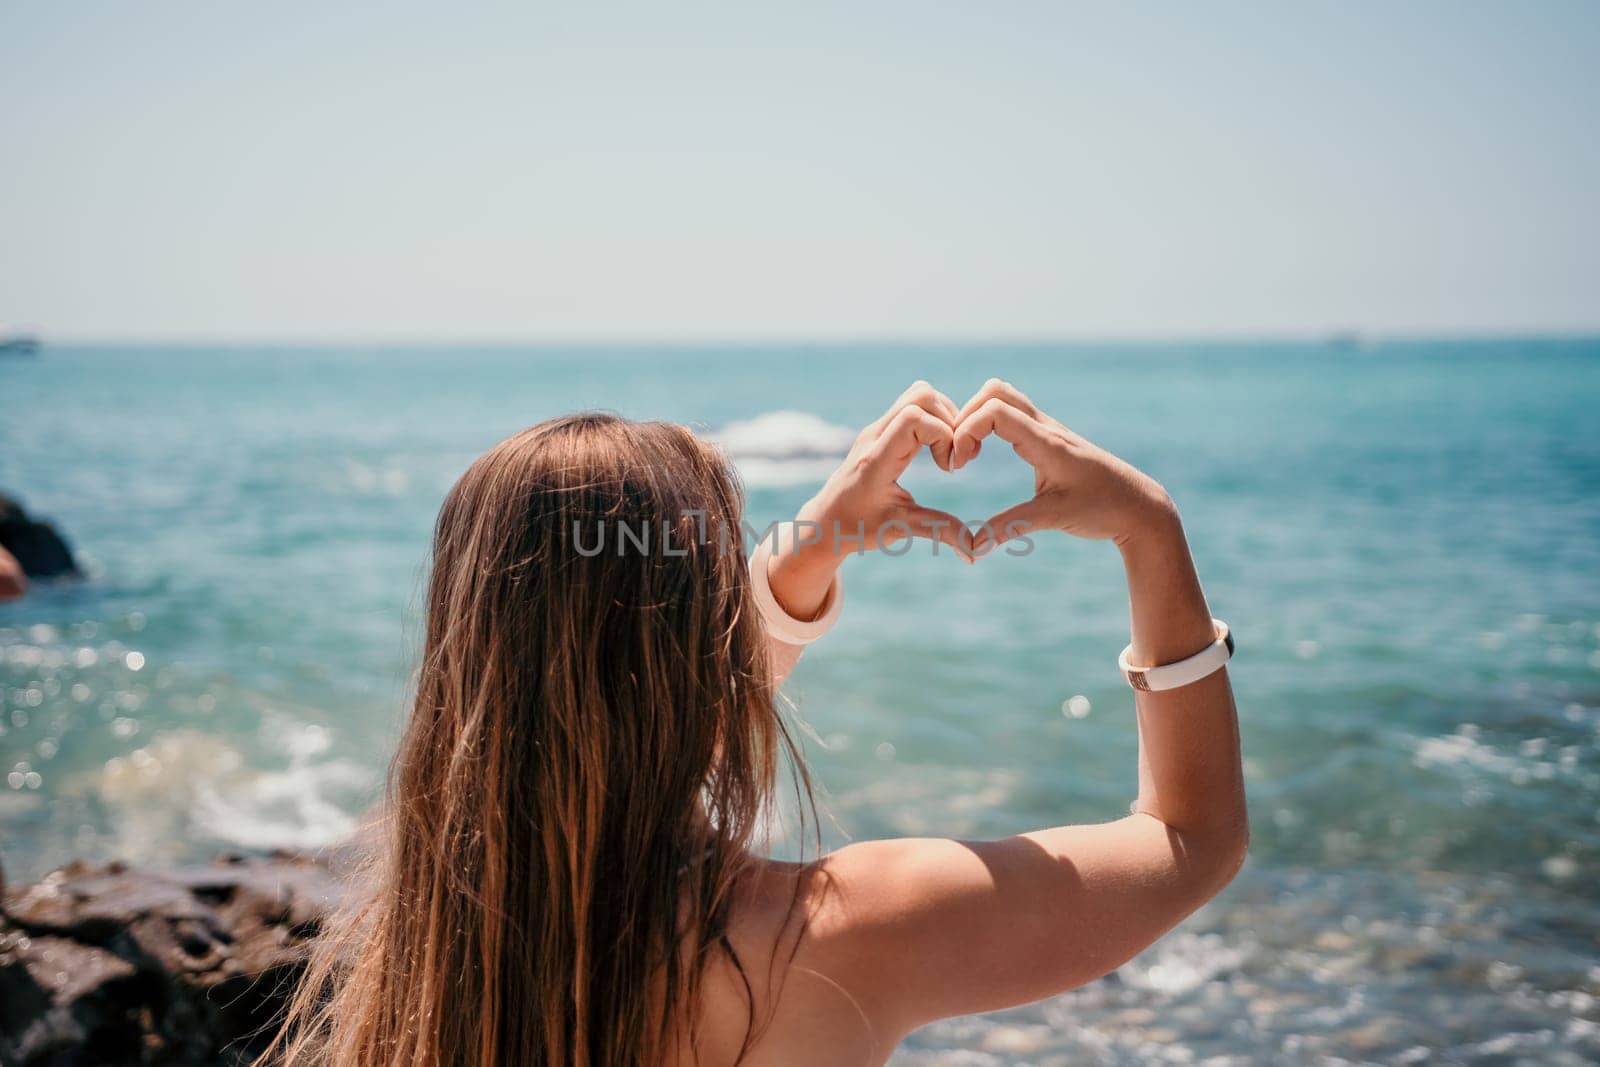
[895, 866, 1600, 1064]
[705, 411, 854, 488]
[91, 722, 373, 859]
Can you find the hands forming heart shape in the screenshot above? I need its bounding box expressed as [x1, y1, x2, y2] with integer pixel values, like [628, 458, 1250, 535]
[797, 379, 1176, 563]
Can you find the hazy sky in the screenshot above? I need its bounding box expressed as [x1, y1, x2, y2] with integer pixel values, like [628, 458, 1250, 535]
[2, 1, 1596, 340]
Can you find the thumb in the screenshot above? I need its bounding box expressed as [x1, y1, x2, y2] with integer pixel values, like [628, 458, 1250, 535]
[898, 504, 976, 563]
[969, 500, 1050, 556]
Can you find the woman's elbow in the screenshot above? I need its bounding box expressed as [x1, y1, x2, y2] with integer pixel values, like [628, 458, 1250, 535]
[1224, 818, 1249, 879]
[1178, 812, 1248, 900]
[1203, 814, 1250, 893]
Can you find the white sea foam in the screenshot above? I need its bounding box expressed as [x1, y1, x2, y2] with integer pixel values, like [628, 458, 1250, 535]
[709, 410, 856, 459]
[1413, 727, 1574, 784]
[706, 411, 854, 488]
[90, 725, 373, 858]
[1414, 731, 1522, 776]
[192, 720, 369, 850]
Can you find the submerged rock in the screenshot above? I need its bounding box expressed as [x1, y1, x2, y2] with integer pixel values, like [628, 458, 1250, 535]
[0, 495, 79, 580]
[0, 853, 343, 1066]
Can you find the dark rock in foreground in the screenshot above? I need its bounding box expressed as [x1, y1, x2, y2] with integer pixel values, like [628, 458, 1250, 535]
[0, 853, 343, 1066]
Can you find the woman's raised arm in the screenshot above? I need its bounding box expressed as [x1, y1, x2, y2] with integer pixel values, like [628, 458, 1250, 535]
[787, 380, 1247, 1053]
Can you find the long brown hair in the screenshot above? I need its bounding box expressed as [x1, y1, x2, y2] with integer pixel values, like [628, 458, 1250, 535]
[269, 413, 814, 1065]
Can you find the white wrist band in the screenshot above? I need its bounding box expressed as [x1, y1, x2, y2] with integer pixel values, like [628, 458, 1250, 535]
[748, 522, 843, 646]
[1118, 619, 1234, 692]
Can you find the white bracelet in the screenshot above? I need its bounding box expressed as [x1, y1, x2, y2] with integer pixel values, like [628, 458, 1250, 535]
[1118, 619, 1234, 692]
[748, 522, 843, 646]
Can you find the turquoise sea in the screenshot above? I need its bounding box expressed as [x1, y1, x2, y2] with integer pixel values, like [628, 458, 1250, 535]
[3, 341, 1598, 1064]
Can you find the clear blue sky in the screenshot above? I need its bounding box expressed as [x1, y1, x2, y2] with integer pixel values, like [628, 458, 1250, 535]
[2, 1, 1596, 340]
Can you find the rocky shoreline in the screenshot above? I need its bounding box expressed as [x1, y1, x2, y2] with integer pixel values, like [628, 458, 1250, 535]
[0, 853, 343, 1066]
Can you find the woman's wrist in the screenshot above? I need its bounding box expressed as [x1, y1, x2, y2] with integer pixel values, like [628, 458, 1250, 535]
[765, 509, 844, 622]
[1116, 505, 1216, 667]
[1114, 494, 1183, 559]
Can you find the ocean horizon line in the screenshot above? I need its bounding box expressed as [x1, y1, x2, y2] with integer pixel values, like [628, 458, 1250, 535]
[16, 329, 1600, 351]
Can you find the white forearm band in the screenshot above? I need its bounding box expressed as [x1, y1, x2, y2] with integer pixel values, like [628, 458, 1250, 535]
[1118, 619, 1234, 692]
[748, 522, 843, 646]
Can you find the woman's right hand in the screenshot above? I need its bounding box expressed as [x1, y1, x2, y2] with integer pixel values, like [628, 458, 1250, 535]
[951, 379, 1177, 553]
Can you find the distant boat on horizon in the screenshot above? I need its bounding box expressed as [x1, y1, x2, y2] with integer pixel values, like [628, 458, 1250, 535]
[0, 327, 41, 355]
[1324, 330, 1372, 351]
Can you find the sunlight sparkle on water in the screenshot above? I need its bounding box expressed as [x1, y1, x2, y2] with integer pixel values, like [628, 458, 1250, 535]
[1062, 695, 1092, 719]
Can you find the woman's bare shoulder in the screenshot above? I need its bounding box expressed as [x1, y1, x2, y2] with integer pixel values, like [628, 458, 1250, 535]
[675, 854, 897, 1067]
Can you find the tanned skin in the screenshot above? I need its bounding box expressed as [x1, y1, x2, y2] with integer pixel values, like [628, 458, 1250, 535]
[680, 380, 1247, 1066]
